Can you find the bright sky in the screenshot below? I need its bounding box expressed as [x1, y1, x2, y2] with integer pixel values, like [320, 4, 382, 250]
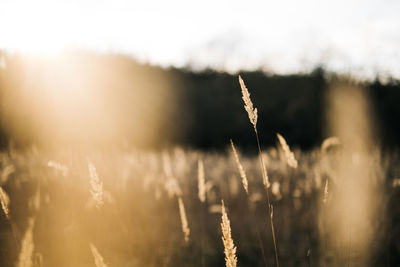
[0, 0, 399, 78]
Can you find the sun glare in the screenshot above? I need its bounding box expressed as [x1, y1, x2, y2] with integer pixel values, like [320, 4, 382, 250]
[0, 0, 87, 55]
[1, 0, 399, 77]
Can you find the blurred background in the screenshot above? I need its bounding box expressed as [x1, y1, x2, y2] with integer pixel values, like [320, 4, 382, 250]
[0, 0, 399, 151]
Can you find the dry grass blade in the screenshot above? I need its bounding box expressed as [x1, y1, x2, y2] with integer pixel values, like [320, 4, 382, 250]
[178, 196, 190, 242]
[238, 76, 269, 187]
[90, 243, 108, 267]
[321, 136, 340, 154]
[230, 139, 249, 194]
[1, 164, 15, 183]
[29, 188, 40, 212]
[0, 186, 10, 219]
[164, 175, 182, 198]
[221, 200, 237, 267]
[277, 133, 298, 168]
[198, 159, 206, 202]
[88, 161, 104, 209]
[237, 76, 278, 267]
[239, 75, 258, 129]
[17, 218, 35, 267]
[323, 179, 328, 204]
[260, 154, 271, 188]
[47, 161, 69, 177]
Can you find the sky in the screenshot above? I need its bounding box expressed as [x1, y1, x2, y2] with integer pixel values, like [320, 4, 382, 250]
[0, 0, 399, 78]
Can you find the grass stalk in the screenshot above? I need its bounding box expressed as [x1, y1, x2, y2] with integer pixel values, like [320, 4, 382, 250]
[238, 75, 279, 267]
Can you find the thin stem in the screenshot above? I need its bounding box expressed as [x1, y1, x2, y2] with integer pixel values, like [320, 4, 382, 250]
[254, 128, 280, 267]
[236, 140, 268, 267]
[245, 195, 268, 267]
[307, 251, 312, 267]
[347, 223, 352, 267]
[256, 230, 268, 267]
[254, 128, 269, 188]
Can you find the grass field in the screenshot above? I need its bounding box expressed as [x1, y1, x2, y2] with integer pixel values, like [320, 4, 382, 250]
[0, 144, 399, 267]
[0, 76, 399, 267]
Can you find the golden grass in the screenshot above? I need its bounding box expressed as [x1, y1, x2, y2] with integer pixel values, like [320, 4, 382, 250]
[1, 164, 15, 183]
[0, 186, 10, 219]
[239, 75, 258, 129]
[88, 160, 104, 209]
[322, 179, 328, 204]
[17, 218, 35, 267]
[221, 200, 237, 267]
[239, 75, 279, 267]
[178, 196, 190, 242]
[197, 159, 206, 203]
[90, 243, 108, 267]
[0, 143, 390, 266]
[230, 139, 248, 194]
[277, 133, 298, 169]
[0, 76, 390, 267]
[47, 161, 69, 177]
[321, 136, 340, 154]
